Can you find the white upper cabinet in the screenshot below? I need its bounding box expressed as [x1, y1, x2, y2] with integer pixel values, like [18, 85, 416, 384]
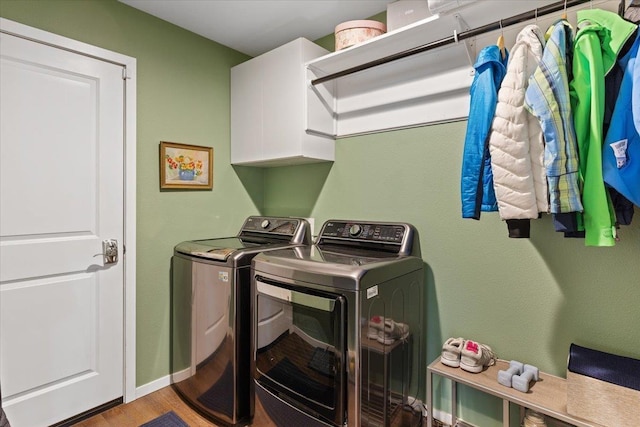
[231, 38, 334, 167]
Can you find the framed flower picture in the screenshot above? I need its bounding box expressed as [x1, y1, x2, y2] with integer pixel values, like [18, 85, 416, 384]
[160, 141, 213, 190]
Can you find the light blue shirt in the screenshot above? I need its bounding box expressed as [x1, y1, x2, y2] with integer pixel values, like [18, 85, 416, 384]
[525, 20, 583, 214]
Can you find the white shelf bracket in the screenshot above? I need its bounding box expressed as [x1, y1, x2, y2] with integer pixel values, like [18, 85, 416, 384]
[454, 13, 476, 75]
[308, 79, 337, 121]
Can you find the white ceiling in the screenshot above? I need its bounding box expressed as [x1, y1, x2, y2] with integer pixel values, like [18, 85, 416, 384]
[118, 0, 393, 57]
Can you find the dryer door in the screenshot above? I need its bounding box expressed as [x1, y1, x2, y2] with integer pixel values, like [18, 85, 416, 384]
[255, 277, 346, 426]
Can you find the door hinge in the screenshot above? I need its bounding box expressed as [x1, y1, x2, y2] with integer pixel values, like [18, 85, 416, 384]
[122, 67, 131, 80]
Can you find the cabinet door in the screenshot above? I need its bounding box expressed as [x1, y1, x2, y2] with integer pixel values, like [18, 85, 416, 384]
[231, 38, 333, 166]
[262, 41, 303, 161]
[231, 56, 264, 164]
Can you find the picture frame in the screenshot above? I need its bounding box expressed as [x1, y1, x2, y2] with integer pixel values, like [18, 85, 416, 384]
[160, 141, 213, 190]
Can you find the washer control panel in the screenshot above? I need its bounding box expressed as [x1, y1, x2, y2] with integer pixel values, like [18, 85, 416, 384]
[320, 221, 406, 244]
[241, 216, 302, 236]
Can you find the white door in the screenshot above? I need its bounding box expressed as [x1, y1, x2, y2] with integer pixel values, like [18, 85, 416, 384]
[0, 30, 125, 427]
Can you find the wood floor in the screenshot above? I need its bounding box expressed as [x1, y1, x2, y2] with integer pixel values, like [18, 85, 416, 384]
[73, 386, 277, 427]
[73, 385, 429, 427]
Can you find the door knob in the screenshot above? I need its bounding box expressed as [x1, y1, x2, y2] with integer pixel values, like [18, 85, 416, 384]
[103, 239, 118, 264]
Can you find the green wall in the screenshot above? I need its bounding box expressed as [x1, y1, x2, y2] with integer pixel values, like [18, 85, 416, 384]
[263, 124, 640, 425]
[272, 11, 640, 425]
[0, 0, 264, 386]
[3, 1, 640, 426]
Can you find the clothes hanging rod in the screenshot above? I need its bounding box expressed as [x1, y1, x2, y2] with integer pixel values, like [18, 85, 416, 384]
[311, 0, 592, 86]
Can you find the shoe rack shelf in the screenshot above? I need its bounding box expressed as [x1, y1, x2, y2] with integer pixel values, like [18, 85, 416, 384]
[426, 358, 606, 427]
[361, 326, 406, 354]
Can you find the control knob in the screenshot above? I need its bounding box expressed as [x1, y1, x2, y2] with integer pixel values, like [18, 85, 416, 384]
[349, 224, 362, 236]
[261, 219, 270, 229]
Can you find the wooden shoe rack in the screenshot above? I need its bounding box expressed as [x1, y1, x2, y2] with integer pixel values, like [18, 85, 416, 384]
[426, 358, 606, 427]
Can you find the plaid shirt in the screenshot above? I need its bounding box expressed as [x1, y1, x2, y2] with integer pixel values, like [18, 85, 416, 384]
[525, 20, 583, 214]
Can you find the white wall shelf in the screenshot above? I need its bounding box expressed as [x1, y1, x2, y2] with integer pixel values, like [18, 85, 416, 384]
[305, 0, 617, 137]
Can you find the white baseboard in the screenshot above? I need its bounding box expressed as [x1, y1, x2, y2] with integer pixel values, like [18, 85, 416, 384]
[432, 408, 453, 426]
[170, 367, 193, 383]
[136, 374, 171, 399]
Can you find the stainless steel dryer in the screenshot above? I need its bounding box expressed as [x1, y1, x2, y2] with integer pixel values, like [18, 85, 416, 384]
[171, 216, 311, 427]
[252, 220, 424, 427]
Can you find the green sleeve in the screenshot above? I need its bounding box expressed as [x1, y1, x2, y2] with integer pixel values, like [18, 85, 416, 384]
[570, 31, 616, 246]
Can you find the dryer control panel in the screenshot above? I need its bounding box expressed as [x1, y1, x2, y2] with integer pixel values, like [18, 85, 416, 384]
[320, 221, 407, 244]
[316, 220, 417, 256]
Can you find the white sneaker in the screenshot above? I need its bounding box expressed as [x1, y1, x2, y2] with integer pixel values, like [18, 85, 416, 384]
[441, 337, 465, 367]
[367, 316, 409, 344]
[460, 340, 496, 373]
[376, 322, 409, 345]
[367, 315, 386, 340]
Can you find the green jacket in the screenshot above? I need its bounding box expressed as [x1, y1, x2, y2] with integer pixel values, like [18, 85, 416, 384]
[570, 9, 637, 246]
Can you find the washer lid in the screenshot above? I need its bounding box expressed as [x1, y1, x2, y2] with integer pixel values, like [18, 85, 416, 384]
[174, 237, 257, 261]
[174, 216, 312, 263]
